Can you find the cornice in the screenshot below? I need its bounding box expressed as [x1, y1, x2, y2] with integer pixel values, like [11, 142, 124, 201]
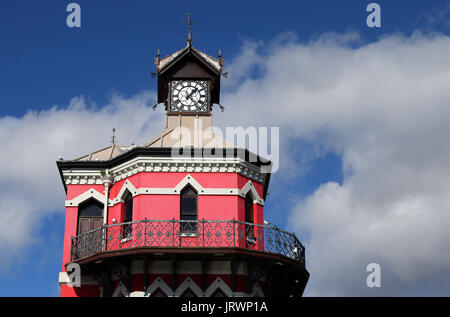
[65, 175, 265, 207]
[62, 156, 267, 187]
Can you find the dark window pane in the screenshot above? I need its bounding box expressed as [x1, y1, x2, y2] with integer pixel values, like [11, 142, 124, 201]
[182, 187, 196, 196]
[181, 186, 198, 233]
[78, 199, 103, 218]
[245, 194, 253, 223]
[181, 197, 196, 214]
[124, 192, 133, 221]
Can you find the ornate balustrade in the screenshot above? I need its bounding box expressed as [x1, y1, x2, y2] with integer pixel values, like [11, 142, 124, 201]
[71, 219, 305, 265]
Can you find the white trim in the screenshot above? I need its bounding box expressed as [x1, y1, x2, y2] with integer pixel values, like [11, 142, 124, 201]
[129, 291, 147, 297]
[69, 174, 264, 208]
[204, 277, 233, 297]
[112, 281, 130, 297]
[116, 179, 137, 201]
[65, 188, 105, 207]
[174, 277, 204, 297]
[146, 277, 174, 297]
[239, 180, 264, 204]
[63, 156, 267, 186]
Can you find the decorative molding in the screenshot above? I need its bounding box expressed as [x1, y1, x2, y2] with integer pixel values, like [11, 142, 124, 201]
[239, 180, 264, 204]
[204, 277, 233, 297]
[63, 156, 266, 186]
[65, 188, 105, 207]
[66, 272, 264, 297]
[174, 277, 204, 297]
[84, 174, 265, 208]
[145, 277, 174, 297]
[116, 179, 137, 201]
[112, 281, 130, 297]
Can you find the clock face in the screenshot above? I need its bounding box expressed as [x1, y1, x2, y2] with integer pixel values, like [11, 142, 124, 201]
[170, 80, 208, 112]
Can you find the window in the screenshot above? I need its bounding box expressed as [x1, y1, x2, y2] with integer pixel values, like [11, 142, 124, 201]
[77, 198, 103, 235]
[122, 191, 133, 240]
[245, 193, 254, 224]
[180, 186, 198, 233]
[245, 193, 256, 244]
[77, 198, 104, 258]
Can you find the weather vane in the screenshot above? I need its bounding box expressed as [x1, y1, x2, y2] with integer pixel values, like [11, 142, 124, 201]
[111, 128, 117, 145]
[186, 13, 193, 46]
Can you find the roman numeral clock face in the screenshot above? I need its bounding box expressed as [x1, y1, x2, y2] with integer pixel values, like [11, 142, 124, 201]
[170, 80, 208, 112]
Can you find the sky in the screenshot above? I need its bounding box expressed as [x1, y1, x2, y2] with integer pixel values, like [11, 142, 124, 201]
[0, 0, 450, 296]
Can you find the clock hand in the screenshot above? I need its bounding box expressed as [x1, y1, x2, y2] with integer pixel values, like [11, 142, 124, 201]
[186, 88, 198, 102]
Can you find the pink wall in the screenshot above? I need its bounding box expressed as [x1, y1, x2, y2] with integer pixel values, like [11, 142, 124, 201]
[61, 171, 264, 269]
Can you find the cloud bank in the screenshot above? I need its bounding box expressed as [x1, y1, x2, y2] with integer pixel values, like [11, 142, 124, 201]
[2, 29, 450, 296]
[0, 91, 163, 271]
[216, 31, 450, 295]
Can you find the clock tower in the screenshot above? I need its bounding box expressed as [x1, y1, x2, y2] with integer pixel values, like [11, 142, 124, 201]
[57, 16, 309, 297]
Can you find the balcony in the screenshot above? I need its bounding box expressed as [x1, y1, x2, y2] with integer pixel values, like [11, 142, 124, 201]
[70, 219, 306, 267]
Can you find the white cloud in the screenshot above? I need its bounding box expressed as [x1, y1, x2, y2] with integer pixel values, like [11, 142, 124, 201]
[1, 29, 450, 296]
[215, 31, 450, 295]
[0, 91, 163, 272]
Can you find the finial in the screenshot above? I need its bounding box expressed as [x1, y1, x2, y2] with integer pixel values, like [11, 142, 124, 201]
[111, 128, 117, 145]
[154, 48, 160, 67]
[186, 13, 193, 46]
[218, 48, 224, 67]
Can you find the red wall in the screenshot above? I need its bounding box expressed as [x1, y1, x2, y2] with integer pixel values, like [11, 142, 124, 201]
[60, 171, 264, 295]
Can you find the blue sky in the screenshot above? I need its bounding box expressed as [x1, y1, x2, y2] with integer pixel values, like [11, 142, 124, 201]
[1, 0, 450, 296]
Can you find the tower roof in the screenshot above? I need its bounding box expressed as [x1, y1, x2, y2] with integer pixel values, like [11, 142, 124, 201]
[156, 44, 222, 75]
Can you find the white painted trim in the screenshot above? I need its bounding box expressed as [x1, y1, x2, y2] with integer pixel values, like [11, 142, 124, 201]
[68, 174, 264, 208]
[174, 277, 204, 297]
[63, 156, 267, 186]
[239, 180, 264, 205]
[175, 174, 203, 193]
[129, 291, 147, 297]
[112, 281, 130, 297]
[116, 179, 137, 201]
[146, 277, 174, 297]
[204, 277, 233, 297]
[65, 188, 105, 207]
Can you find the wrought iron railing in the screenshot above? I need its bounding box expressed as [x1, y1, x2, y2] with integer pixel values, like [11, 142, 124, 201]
[70, 219, 305, 265]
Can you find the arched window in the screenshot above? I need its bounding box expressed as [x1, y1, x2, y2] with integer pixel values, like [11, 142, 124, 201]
[77, 198, 103, 235]
[245, 193, 254, 224]
[244, 193, 256, 243]
[122, 191, 133, 240]
[77, 198, 104, 258]
[180, 186, 198, 233]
